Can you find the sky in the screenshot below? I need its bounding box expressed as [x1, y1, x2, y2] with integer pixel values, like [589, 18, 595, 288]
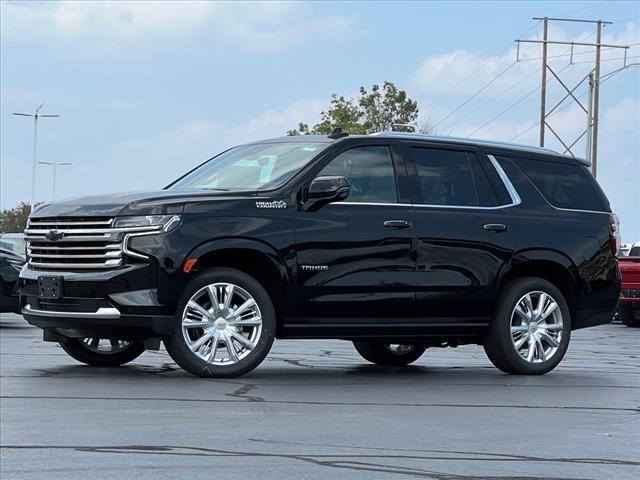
[1, 0, 639, 240]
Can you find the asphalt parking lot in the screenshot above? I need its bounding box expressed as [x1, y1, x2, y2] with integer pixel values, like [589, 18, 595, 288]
[0, 312, 638, 480]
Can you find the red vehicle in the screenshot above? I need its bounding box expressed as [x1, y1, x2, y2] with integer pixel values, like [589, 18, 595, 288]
[618, 242, 640, 327]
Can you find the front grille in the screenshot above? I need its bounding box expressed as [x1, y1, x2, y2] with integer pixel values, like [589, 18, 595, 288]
[26, 217, 124, 270]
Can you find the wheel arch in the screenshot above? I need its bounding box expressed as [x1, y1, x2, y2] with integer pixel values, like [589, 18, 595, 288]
[184, 238, 290, 333]
[499, 249, 580, 327]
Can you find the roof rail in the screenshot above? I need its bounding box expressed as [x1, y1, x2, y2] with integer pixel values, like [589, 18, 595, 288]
[368, 131, 568, 156]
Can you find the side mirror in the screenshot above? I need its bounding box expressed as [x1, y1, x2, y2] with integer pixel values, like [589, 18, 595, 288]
[303, 176, 351, 212]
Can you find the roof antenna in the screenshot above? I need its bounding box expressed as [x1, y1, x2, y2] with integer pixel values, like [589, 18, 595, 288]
[328, 127, 349, 139]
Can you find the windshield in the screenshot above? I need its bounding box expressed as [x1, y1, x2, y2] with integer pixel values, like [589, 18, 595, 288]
[169, 142, 327, 191]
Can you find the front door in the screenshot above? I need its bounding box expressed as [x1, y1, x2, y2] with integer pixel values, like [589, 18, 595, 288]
[291, 145, 416, 333]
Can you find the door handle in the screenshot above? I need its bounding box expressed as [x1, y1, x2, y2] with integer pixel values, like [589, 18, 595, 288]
[484, 223, 509, 233]
[384, 220, 411, 229]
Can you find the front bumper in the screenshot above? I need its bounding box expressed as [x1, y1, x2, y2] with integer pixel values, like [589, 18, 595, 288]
[19, 264, 175, 340]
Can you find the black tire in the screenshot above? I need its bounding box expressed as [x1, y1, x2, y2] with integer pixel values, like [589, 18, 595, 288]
[60, 338, 145, 367]
[164, 268, 276, 378]
[619, 303, 640, 327]
[484, 277, 571, 375]
[353, 341, 427, 367]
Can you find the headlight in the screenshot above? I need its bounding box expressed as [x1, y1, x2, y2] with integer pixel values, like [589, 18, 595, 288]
[113, 215, 181, 232]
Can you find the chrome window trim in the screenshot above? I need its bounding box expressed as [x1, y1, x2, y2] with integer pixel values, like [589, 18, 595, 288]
[486, 154, 522, 206]
[332, 154, 521, 211]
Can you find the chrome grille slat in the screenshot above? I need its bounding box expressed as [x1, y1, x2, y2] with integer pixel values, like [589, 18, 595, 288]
[26, 217, 126, 271]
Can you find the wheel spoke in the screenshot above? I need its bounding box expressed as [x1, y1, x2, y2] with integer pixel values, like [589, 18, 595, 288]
[183, 319, 211, 328]
[526, 340, 536, 362]
[224, 332, 240, 362]
[538, 330, 559, 348]
[540, 322, 563, 331]
[230, 298, 256, 319]
[222, 284, 235, 311]
[514, 305, 531, 321]
[539, 301, 558, 321]
[109, 339, 119, 350]
[189, 331, 213, 352]
[514, 333, 529, 350]
[206, 285, 220, 315]
[523, 294, 534, 318]
[228, 330, 255, 351]
[90, 338, 100, 349]
[231, 315, 262, 327]
[187, 301, 213, 321]
[534, 335, 546, 362]
[536, 293, 548, 320]
[511, 325, 528, 333]
[206, 330, 221, 363]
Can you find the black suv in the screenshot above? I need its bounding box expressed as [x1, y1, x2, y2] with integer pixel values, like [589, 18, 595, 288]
[19, 133, 621, 377]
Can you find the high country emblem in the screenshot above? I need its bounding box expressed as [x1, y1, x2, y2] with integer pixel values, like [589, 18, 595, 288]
[45, 229, 65, 241]
[256, 200, 287, 209]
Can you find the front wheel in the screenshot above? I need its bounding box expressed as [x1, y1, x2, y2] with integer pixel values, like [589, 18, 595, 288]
[619, 303, 640, 327]
[484, 277, 571, 375]
[164, 268, 276, 378]
[60, 338, 145, 366]
[353, 341, 427, 367]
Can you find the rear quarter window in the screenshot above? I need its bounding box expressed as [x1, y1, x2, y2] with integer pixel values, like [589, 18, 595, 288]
[513, 158, 610, 212]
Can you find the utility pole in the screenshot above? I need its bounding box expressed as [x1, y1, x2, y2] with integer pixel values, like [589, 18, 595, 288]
[38, 161, 72, 200]
[517, 17, 629, 177]
[539, 17, 549, 147]
[12, 103, 60, 210]
[591, 20, 602, 178]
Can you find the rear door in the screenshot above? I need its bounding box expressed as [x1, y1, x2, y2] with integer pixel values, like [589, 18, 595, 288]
[291, 143, 416, 332]
[405, 144, 518, 323]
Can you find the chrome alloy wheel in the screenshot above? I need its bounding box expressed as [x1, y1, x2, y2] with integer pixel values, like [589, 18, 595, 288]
[81, 338, 132, 354]
[181, 282, 262, 366]
[384, 344, 417, 355]
[510, 291, 563, 364]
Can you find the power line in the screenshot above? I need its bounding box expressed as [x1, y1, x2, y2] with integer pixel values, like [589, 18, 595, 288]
[468, 63, 572, 137]
[423, 21, 540, 110]
[507, 62, 638, 142]
[557, 0, 611, 17]
[432, 62, 518, 129]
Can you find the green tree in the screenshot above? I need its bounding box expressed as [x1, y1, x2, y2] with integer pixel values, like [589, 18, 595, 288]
[0, 202, 35, 233]
[287, 81, 432, 136]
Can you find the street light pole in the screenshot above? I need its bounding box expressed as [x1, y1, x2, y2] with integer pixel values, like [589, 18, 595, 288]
[12, 103, 60, 211]
[38, 161, 72, 200]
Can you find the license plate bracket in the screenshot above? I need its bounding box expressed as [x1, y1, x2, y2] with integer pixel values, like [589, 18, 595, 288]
[38, 276, 64, 300]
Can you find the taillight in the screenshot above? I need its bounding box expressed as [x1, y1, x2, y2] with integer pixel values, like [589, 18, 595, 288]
[609, 213, 621, 256]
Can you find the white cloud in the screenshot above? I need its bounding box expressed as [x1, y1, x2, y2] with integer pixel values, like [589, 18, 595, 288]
[0, 1, 353, 55]
[60, 98, 325, 196]
[412, 22, 640, 99]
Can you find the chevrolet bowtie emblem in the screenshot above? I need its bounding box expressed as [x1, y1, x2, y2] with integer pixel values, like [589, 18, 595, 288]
[45, 229, 65, 241]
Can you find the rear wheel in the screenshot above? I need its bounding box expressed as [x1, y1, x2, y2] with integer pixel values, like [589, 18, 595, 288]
[164, 268, 276, 378]
[619, 303, 640, 327]
[353, 341, 427, 367]
[60, 338, 145, 366]
[484, 277, 571, 375]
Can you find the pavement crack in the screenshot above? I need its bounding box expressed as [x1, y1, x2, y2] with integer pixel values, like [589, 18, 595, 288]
[225, 384, 265, 402]
[0, 445, 596, 480]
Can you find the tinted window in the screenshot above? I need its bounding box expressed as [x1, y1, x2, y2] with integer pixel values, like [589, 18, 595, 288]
[412, 148, 477, 206]
[319, 146, 398, 203]
[629, 246, 640, 257]
[516, 158, 609, 211]
[468, 154, 500, 206]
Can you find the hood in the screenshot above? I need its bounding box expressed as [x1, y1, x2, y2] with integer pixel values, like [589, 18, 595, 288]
[30, 190, 252, 218]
